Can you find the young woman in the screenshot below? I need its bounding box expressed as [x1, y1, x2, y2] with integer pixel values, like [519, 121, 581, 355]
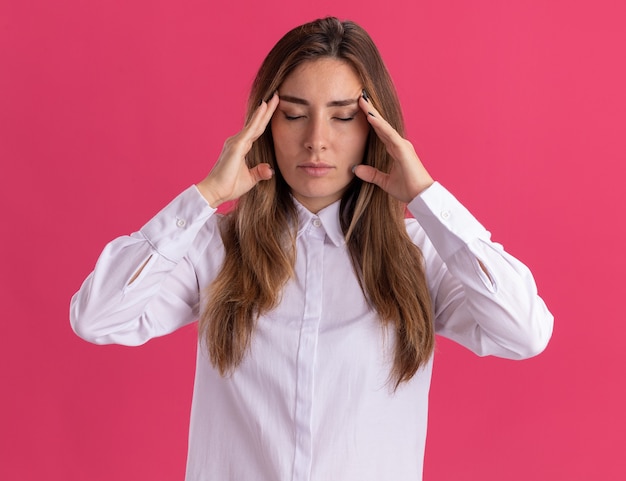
[71, 17, 553, 481]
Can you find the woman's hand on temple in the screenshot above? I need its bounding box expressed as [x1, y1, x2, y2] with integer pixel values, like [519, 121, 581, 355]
[196, 93, 280, 208]
[353, 95, 434, 203]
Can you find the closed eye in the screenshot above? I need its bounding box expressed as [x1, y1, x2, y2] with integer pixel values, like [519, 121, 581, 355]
[334, 110, 360, 122]
[284, 114, 304, 121]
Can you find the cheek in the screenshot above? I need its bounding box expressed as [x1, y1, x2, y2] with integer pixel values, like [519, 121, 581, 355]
[270, 121, 294, 156]
[347, 125, 369, 158]
[270, 125, 292, 176]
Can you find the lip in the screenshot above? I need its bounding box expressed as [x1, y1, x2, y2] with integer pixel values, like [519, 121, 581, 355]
[297, 162, 334, 177]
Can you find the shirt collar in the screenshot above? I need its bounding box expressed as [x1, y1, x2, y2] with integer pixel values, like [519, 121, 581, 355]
[293, 198, 346, 247]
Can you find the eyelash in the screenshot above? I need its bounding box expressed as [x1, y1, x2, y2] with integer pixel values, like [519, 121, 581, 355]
[283, 114, 356, 121]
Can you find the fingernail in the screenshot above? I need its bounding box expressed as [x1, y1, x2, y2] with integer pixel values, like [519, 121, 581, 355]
[362, 89, 369, 102]
[351, 165, 357, 174]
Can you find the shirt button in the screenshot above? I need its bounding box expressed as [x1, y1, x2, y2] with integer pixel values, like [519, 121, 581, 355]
[176, 218, 186, 228]
[440, 210, 451, 220]
[312, 218, 322, 228]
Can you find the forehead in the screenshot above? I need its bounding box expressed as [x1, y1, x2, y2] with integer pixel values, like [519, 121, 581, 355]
[280, 58, 362, 97]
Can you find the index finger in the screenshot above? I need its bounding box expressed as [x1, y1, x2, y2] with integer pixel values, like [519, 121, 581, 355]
[244, 93, 280, 142]
[358, 96, 403, 146]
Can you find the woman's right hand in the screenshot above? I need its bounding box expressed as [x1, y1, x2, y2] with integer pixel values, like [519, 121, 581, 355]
[196, 93, 279, 208]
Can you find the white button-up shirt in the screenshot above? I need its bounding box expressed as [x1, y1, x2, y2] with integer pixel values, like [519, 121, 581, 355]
[70, 182, 553, 481]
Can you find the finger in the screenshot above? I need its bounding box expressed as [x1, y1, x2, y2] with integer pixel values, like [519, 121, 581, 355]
[225, 95, 278, 162]
[250, 163, 274, 183]
[358, 96, 405, 147]
[244, 93, 279, 142]
[353, 164, 389, 189]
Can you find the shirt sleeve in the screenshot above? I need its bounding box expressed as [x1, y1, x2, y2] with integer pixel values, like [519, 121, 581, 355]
[70, 185, 220, 346]
[407, 182, 553, 359]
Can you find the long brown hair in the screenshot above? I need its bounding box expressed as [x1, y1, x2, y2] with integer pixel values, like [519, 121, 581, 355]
[200, 17, 434, 388]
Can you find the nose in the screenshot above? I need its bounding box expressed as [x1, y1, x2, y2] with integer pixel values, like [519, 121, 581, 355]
[304, 115, 328, 152]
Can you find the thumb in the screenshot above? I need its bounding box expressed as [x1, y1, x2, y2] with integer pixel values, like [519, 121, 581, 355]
[250, 163, 275, 183]
[353, 164, 387, 188]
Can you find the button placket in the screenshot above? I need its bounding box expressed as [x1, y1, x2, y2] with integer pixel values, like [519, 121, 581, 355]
[291, 226, 324, 481]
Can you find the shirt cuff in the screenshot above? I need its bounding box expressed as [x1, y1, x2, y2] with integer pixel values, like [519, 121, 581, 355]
[407, 182, 490, 261]
[139, 185, 217, 262]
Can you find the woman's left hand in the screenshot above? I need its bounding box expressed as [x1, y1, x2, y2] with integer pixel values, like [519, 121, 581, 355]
[353, 95, 434, 203]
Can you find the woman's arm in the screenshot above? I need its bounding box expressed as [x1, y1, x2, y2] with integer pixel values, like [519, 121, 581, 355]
[407, 183, 553, 358]
[70, 186, 218, 345]
[71, 95, 280, 346]
[354, 93, 552, 358]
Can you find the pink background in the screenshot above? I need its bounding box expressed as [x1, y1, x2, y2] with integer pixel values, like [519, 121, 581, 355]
[2, 0, 625, 479]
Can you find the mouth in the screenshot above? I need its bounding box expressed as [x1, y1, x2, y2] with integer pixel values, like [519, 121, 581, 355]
[297, 162, 334, 177]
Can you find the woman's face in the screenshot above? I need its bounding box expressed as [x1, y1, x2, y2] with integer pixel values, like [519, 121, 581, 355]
[271, 58, 370, 213]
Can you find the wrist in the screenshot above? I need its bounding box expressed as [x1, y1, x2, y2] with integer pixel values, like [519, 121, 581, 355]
[407, 175, 435, 202]
[196, 180, 222, 209]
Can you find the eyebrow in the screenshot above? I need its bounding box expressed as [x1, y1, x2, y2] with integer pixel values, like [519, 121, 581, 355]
[279, 95, 358, 107]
